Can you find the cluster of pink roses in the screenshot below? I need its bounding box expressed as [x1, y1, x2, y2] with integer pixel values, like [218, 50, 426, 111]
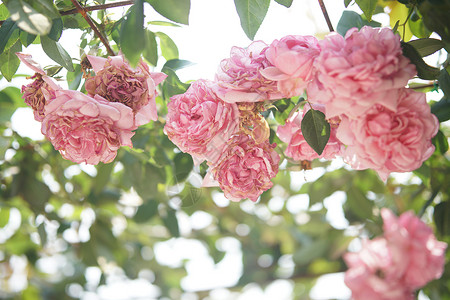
[18, 53, 166, 165]
[344, 208, 447, 300]
[274, 26, 439, 181]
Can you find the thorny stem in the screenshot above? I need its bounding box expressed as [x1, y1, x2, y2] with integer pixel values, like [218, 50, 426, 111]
[0, 1, 135, 26]
[69, 0, 116, 56]
[318, 0, 334, 32]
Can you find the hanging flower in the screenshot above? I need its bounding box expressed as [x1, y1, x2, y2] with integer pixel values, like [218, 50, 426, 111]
[41, 90, 136, 165]
[261, 35, 320, 97]
[164, 79, 240, 164]
[213, 41, 283, 103]
[16, 52, 61, 121]
[336, 88, 439, 181]
[207, 134, 280, 202]
[307, 26, 416, 118]
[85, 54, 167, 126]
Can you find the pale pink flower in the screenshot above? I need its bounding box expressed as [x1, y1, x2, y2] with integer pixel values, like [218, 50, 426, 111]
[85, 54, 167, 126]
[16, 52, 61, 121]
[307, 26, 416, 118]
[213, 41, 283, 103]
[277, 104, 343, 161]
[208, 134, 280, 202]
[261, 35, 320, 97]
[381, 208, 447, 289]
[336, 89, 439, 181]
[164, 79, 240, 164]
[41, 90, 136, 165]
[344, 238, 414, 300]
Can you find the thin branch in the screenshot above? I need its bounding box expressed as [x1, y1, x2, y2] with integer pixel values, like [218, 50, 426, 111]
[409, 83, 436, 90]
[69, 0, 115, 56]
[318, 0, 334, 32]
[0, 1, 134, 26]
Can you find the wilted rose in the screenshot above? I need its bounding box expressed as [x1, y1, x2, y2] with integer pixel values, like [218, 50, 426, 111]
[261, 35, 320, 97]
[307, 26, 416, 118]
[213, 41, 283, 103]
[16, 52, 60, 121]
[85, 54, 167, 126]
[277, 104, 343, 161]
[41, 90, 136, 165]
[164, 79, 240, 164]
[336, 89, 438, 181]
[209, 134, 280, 202]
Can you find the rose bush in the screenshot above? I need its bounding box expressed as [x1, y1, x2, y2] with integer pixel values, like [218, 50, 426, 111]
[41, 90, 135, 165]
[85, 54, 167, 126]
[307, 26, 416, 118]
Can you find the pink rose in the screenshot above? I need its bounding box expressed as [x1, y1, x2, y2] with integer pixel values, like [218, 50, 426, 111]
[85, 54, 167, 126]
[213, 41, 283, 103]
[344, 238, 414, 300]
[277, 104, 343, 161]
[41, 90, 136, 165]
[307, 26, 416, 118]
[381, 208, 447, 289]
[16, 52, 60, 121]
[336, 89, 439, 181]
[208, 134, 280, 202]
[164, 79, 240, 164]
[261, 35, 320, 98]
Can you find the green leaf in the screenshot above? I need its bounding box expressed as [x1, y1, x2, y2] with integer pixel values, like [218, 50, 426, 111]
[133, 200, 159, 223]
[19, 30, 36, 47]
[120, 0, 145, 67]
[143, 30, 158, 66]
[28, 0, 60, 20]
[293, 239, 329, 266]
[40, 35, 74, 71]
[145, 0, 190, 25]
[434, 201, 450, 236]
[431, 97, 450, 122]
[3, 0, 52, 35]
[162, 209, 180, 237]
[274, 0, 293, 8]
[345, 187, 373, 219]
[0, 207, 10, 227]
[432, 130, 449, 155]
[67, 64, 82, 90]
[234, 0, 270, 40]
[0, 136, 10, 159]
[0, 86, 25, 122]
[300, 108, 330, 156]
[0, 40, 22, 81]
[156, 32, 179, 61]
[344, 0, 353, 8]
[47, 17, 63, 41]
[355, 0, 377, 21]
[44, 65, 63, 77]
[163, 59, 194, 71]
[22, 179, 51, 214]
[174, 152, 193, 182]
[408, 14, 432, 39]
[438, 68, 450, 97]
[407, 38, 444, 57]
[148, 20, 181, 27]
[0, 18, 19, 54]
[161, 68, 190, 101]
[401, 42, 440, 80]
[336, 10, 381, 36]
[0, 4, 9, 20]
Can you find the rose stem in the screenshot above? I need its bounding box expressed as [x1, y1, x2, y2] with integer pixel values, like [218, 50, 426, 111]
[318, 0, 334, 32]
[69, 0, 116, 56]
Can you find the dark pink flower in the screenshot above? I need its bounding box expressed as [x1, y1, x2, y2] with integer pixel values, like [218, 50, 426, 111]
[213, 41, 283, 103]
[85, 54, 167, 126]
[208, 134, 280, 202]
[164, 79, 240, 164]
[41, 90, 136, 165]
